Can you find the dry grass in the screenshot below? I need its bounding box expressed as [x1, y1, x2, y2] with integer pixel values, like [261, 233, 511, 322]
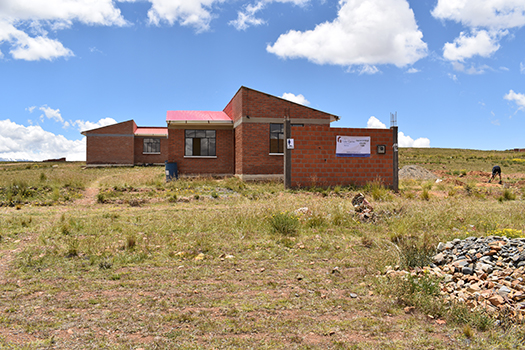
[0, 149, 525, 349]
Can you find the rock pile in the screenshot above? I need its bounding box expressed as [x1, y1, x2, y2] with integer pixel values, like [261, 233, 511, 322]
[398, 165, 438, 180]
[388, 236, 525, 321]
[351, 193, 375, 222]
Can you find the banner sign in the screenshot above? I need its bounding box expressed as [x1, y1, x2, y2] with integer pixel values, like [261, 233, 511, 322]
[336, 136, 370, 157]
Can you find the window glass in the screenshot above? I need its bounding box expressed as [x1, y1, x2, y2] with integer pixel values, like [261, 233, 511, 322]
[143, 138, 160, 153]
[269, 123, 284, 153]
[185, 138, 193, 156]
[201, 138, 209, 156]
[209, 138, 216, 156]
[185, 129, 216, 156]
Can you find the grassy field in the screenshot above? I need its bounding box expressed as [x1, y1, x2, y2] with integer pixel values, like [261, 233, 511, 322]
[0, 148, 524, 349]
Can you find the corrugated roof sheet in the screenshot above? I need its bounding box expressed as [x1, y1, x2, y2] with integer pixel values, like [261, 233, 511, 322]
[135, 127, 168, 136]
[166, 111, 232, 122]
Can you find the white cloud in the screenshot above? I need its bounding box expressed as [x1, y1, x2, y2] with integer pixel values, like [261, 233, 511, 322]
[229, 1, 267, 31]
[0, 119, 86, 161]
[406, 67, 420, 73]
[39, 105, 64, 124]
[442, 30, 501, 62]
[358, 65, 380, 75]
[229, 0, 309, 31]
[73, 117, 117, 132]
[0, 0, 126, 26]
[0, 0, 126, 61]
[465, 64, 491, 75]
[281, 92, 310, 106]
[432, 1, 525, 64]
[398, 131, 430, 147]
[147, 0, 225, 32]
[521, 62, 525, 74]
[432, 0, 525, 30]
[448, 73, 458, 82]
[267, 0, 428, 69]
[366, 116, 430, 147]
[366, 116, 387, 129]
[504, 90, 525, 111]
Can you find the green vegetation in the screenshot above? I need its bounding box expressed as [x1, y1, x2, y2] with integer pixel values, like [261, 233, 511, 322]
[399, 147, 525, 174]
[0, 149, 524, 349]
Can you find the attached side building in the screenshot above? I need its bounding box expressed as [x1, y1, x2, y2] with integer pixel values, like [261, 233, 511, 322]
[82, 120, 168, 166]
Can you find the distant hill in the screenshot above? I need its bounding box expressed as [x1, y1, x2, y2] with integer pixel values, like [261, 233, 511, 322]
[0, 158, 33, 163]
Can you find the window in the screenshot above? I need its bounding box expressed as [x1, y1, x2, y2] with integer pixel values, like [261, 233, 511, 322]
[185, 130, 216, 156]
[143, 138, 161, 154]
[270, 123, 284, 154]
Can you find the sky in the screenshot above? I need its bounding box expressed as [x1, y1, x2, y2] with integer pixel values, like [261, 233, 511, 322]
[0, 0, 524, 161]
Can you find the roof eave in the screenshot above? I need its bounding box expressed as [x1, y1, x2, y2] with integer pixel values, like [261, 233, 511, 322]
[135, 134, 168, 137]
[167, 120, 233, 125]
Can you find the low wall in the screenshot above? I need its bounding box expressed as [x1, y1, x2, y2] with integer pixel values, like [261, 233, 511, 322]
[290, 125, 395, 188]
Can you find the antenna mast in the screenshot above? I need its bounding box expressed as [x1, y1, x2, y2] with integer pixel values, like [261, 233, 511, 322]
[390, 111, 397, 127]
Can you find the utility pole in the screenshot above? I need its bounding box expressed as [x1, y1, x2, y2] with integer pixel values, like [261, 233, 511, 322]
[284, 115, 291, 189]
[391, 112, 398, 192]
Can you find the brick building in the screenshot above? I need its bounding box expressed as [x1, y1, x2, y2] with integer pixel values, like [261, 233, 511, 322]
[83, 86, 397, 188]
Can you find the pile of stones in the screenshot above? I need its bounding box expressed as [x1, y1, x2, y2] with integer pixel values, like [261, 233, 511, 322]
[351, 193, 375, 222]
[387, 236, 525, 321]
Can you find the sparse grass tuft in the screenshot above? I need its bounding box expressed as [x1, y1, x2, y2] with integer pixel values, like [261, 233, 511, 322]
[420, 188, 431, 201]
[268, 211, 300, 236]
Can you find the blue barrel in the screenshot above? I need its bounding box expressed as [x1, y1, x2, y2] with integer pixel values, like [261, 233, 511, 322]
[165, 161, 178, 181]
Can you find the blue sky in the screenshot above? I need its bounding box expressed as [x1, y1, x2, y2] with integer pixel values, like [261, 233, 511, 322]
[0, 0, 524, 161]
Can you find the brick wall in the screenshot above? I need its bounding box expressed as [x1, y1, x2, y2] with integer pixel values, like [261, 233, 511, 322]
[230, 87, 333, 121]
[235, 123, 283, 175]
[167, 128, 234, 175]
[85, 120, 136, 165]
[228, 87, 334, 175]
[223, 88, 244, 123]
[290, 125, 395, 188]
[234, 124, 244, 174]
[133, 137, 168, 164]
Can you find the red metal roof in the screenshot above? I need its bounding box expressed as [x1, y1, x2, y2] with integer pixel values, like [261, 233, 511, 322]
[134, 127, 168, 136]
[166, 111, 232, 122]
